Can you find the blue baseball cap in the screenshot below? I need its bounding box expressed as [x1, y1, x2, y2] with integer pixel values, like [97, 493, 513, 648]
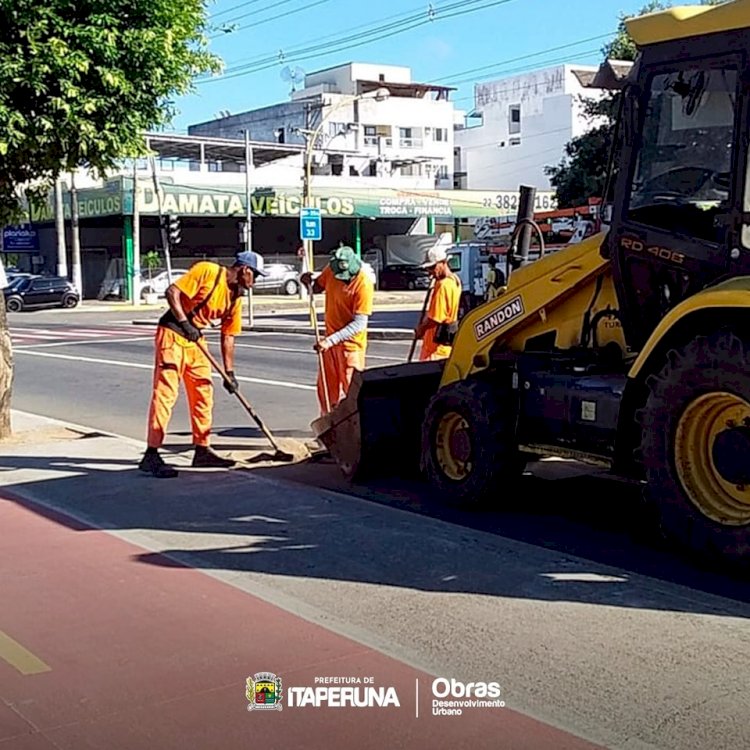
[235, 250, 268, 276]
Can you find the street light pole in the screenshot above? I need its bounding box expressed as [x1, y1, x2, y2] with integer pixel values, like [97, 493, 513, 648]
[54, 176, 67, 279]
[244, 129, 254, 327]
[132, 158, 141, 306]
[69, 171, 83, 299]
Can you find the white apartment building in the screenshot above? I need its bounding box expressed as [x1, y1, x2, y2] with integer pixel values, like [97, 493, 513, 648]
[188, 63, 458, 189]
[454, 64, 605, 193]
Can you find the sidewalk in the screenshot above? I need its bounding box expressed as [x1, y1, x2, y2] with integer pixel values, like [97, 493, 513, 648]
[0, 410, 603, 750]
[63, 290, 427, 316]
[130, 317, 415, 340]
[2, 411, 750, 750]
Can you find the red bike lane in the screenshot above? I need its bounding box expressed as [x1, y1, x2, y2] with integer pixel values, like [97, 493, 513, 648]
[0, 497, 603, 750]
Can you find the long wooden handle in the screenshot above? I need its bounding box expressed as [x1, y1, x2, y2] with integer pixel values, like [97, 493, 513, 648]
[197, 338, 283, 452]
[309, 288, 331, 413]
[408, 282, 434, 363]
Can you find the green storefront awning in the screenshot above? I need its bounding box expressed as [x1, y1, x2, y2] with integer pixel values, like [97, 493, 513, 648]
[29, 176, 557, 222]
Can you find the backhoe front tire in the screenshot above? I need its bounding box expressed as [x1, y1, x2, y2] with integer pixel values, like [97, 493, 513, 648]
[421, 378, 523, 507]
[639, 330, 750, 569]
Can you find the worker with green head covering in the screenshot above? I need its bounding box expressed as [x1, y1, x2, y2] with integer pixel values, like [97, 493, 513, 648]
[301, 246, 375, 413]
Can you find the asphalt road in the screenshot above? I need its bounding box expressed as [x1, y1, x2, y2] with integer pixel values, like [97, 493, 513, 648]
[8, 310, 409, 442]
[7, 308, 750, 603]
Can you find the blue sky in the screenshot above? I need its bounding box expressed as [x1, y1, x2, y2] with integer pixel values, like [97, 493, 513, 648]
[172, 0, 650, 132]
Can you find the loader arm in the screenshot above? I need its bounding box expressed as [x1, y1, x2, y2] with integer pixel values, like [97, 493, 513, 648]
[440, 233, 625, 388]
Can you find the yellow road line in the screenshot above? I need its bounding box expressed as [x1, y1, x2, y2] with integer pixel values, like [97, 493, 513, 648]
[0, 631, 51, 675]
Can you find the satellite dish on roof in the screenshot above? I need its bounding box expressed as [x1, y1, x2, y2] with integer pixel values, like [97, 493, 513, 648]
[281, 65, 305, 94]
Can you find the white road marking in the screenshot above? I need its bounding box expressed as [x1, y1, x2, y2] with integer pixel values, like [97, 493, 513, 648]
[9, 325, 160, 346]
[13, 336, 155, 350]
[13, 349, 316, 391]
[10, 327, 100, 336]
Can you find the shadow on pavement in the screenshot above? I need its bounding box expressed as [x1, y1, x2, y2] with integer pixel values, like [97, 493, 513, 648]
[0, 442, 748, 618]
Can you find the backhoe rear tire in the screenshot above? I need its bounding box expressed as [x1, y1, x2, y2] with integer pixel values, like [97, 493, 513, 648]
[638, 330, 750, 569]
[421, 378, 523, 507]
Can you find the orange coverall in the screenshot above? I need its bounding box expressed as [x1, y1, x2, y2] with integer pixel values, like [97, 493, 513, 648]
[420, 274, 461, 361]
[315, 265, 374, 414]
[147, 262, 242, 448]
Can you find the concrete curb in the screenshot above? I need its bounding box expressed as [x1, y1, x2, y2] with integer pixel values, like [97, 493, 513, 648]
[130, 320, 415, 341]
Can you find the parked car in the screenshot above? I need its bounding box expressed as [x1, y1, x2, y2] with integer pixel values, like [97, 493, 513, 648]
[378, 264, 431, 290]
[253, 263, 300, 296]
[5, 271, 33, 286]
[3, 275, 79, 311]
[140, 269, 187, 299]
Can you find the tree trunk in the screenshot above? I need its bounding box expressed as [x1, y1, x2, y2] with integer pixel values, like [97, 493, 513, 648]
[0, 294, 13, 439]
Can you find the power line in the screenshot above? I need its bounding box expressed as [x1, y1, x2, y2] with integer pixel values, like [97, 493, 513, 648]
[201, 0, 517, 82]
[218, 0, 309, 27]
[431, 32, 613, 86]
[217, 3, 426, 70]
[210, 0, 332, 40]
[206, 0, 493, 71]
[210, 0, 267, 19]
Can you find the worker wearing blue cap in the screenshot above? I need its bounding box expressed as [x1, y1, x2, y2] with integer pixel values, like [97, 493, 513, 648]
[140, 251, 266, 478]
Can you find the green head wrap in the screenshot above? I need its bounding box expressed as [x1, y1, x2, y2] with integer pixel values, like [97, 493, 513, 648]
[329, 246, 362, 282]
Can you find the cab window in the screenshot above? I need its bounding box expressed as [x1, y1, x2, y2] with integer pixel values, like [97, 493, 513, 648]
[627, 67, 737, 245]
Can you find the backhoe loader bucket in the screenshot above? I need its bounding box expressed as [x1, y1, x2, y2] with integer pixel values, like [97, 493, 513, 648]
[311, 361, 444, 480]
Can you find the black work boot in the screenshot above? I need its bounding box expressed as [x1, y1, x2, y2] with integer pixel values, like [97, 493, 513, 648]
[139, 449, 178, 478]
[192, 445, 236, 468]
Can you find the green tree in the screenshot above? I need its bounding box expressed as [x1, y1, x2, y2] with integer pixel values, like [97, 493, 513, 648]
[545, 0, 723, 208]
[0, 0, 221, 438]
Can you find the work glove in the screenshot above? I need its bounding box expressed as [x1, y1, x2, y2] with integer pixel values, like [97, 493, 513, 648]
[223, 371, 239, 395]
[179, 319, 202, 342]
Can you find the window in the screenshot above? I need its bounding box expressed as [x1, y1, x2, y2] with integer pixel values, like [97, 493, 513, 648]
[434, 128, 448, 142]
[509, 137, 521, 146]
[509, 105, 521, 135]
[31, 279, 52, 291]
[436, 165, 449, 179]
[448, 253, 461, 271]
[628, 67, 737, 244]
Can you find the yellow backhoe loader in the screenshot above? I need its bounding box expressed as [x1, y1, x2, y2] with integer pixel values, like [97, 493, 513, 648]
[314, 0, 750, 569]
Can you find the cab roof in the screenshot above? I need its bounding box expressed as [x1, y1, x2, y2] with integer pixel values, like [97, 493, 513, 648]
[626, 0, 750, 46]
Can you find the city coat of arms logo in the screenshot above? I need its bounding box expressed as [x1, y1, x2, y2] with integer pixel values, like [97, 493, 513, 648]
[246, 672, 283, 711]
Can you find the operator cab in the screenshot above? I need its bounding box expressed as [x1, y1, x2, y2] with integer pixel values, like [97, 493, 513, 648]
[606, 3, 750, 350]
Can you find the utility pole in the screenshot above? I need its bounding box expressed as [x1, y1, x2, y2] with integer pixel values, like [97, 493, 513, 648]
[54, 176, 68, 279]
[244, 129, 254, 327]
[69, 171, 82, 299]
[132, 159, 141, 306]
[150, 154, 173, 283]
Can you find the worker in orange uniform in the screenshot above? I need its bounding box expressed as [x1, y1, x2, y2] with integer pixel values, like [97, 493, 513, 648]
[301, 246, 374, 414]
[139, 251, 267, 478]
[415, 246, 462, 361]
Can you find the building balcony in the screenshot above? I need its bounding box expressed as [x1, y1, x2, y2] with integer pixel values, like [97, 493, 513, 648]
[399, 137, 423, 149]
[363, 136, 393, 148]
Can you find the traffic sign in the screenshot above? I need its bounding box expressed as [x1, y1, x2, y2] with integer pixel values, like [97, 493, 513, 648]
[300, 207, 322, 241]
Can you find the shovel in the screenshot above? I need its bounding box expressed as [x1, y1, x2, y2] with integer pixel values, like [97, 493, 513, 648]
[408, 282, 434, 363]
[196, 338, 296, 462]
[309, 286, 331, 413]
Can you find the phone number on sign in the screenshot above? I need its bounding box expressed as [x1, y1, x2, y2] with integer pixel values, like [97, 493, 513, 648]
[481, 193, 557, 212]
